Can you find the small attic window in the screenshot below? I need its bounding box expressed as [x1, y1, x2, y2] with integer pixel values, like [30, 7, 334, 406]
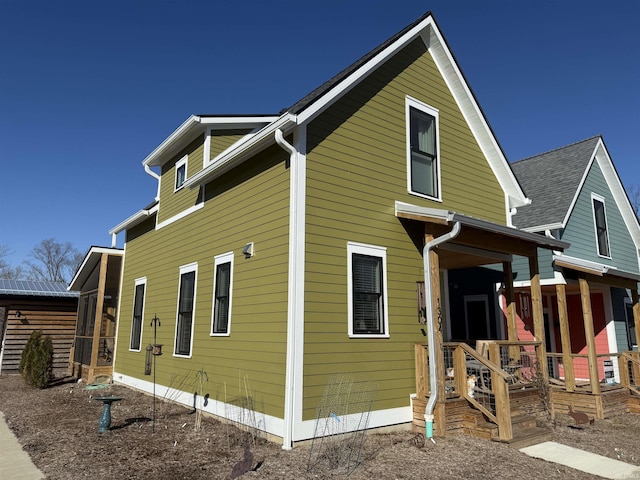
[592, 194, 611, 258]
[406, 96, 440, 201]
[175, 155, 188, 191]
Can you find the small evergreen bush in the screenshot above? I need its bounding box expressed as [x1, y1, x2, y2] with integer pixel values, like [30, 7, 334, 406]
[19, 330, 53, 389]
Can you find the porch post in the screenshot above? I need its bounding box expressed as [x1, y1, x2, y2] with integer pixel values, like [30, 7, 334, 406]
[502, 261, 520, 364]
[528, 253, 548, 381]
[89, 253, 108, 383]
[578, 275, 601, 395]
[633, 288, 640, 350]
[631, 288, 640, 383]
[426, 233, 446, 437]
[502, 262, 518, 343]
[555, 283, 575, 392]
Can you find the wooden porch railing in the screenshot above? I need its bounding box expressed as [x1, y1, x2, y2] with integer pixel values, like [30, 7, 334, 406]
[415, 341, 546, 441]
[619, 351, 640, 397]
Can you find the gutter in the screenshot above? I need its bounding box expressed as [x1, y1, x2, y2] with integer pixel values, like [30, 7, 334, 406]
[145, 164, 161, 201]
[423, 221, 461, 439]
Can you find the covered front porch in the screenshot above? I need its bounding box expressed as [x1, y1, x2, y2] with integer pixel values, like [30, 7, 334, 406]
[396, 201, 569, 444]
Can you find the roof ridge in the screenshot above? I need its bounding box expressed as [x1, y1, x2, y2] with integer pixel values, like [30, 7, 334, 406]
[512, 135, 601, 165]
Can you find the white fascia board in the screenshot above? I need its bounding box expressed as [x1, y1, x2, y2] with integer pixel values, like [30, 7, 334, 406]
[522, 222, 565, 233]
[183, 113, 297, 189]
[593, 139, 640, 251]
[68, 247, 123, 291]
[199, 116, 279, 127]
[553, 254, 640, 281]
[296, 20, 430, 125]
[424, 22, 528, 209]
[109, 203, 158, 236]
[559, 148, 597, 229]
[142, 115, 279, 168]
[143, 115, 202, 167]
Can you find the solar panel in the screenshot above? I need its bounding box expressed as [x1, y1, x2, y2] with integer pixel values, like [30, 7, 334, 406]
[0, 279, 79, 297]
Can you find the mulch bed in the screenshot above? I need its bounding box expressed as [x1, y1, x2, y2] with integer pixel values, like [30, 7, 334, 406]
[0, 374, 638, 479]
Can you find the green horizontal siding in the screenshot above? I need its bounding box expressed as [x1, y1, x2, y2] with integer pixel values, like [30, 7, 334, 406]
[301, 38, 507, 419]
[210, 129, 252, 159]
[116, 144, 291, 419]
[158, 136, 204, 224]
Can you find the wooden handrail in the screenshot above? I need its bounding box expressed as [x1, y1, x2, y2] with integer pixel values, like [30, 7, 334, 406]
[620, 351, 640, 396]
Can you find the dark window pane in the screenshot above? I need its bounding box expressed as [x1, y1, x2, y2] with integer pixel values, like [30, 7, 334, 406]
[352, 254, 384, 334]
[175, 271, 195, 355]
[213, 262, 231, 334]
[130, 283, 145, 350]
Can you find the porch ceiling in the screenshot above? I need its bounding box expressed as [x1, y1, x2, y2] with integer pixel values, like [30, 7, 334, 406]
[395, 201, 569, 269]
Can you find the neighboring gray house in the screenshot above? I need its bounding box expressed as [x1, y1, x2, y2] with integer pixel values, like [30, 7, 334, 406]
[509, 136, 640, 358]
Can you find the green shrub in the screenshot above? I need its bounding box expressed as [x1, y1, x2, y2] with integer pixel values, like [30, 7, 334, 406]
[19, 330, 53, 389]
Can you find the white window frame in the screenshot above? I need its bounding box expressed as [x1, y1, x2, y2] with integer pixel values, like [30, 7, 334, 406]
[591, 193, 611, 259]
[129, 277, 147, 352]
[347, 242, 389, 338]
[211, 251, 234, 336]
[174, 262, 198, 358]
[174, 155, 188, 191]
[405, 96, 441, 201]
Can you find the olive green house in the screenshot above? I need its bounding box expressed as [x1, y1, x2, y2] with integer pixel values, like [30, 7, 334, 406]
[110, 12, 567, 448]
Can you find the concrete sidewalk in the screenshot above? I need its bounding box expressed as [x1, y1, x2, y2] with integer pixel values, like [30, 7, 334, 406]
[0, 411, 44, 480]
[521, 441, 640, 479]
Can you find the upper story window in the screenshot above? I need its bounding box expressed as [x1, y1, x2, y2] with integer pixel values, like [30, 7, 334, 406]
[129, 277, 146, 351]
[175, 155, 188, 191]
[211, 252, 234, 335]
[347, 242, 389, 338]
[592, 194, 611, 258]
[406, 96, 440, 200]
[174, 263, 197, 357]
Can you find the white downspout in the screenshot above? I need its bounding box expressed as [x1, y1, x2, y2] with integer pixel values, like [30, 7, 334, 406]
[423, 221, 461, 439]
[145, 164, 161, 201]
[275, 128, 299, 450]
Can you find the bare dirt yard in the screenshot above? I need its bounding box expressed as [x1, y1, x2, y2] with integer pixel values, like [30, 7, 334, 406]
[0, 374, 638, 479]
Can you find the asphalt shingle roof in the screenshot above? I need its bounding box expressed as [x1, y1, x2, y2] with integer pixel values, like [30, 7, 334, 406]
[511, 136, 601, 230]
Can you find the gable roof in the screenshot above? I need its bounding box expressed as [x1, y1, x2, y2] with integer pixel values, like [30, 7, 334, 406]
[175, 12, 530, 208]
[0, 279, 78, 298]
[512, 136, 640, 251]
[68, 246, 124, 292]
[511, 136, 600, 230]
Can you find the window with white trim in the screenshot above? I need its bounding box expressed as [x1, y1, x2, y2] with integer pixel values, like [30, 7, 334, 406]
[211, 252, 233, 335]
[174, 263, 197, 356]
[592, 194, 611, 258]
[175, 155, 188, 191]
[406, 96, 440, 200]
[348, 242, 389, 337]
[129, 277, 146, 351]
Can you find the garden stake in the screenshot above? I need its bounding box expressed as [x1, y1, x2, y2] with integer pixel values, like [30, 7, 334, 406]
[150, 314, 162, 433]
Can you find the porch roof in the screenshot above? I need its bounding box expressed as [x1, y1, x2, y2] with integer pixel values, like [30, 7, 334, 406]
[395, 201, 569, 269]
[553, 254, 640, 287]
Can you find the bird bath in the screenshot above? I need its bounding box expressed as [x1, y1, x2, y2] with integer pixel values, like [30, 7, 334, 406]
[94, 396, 123, 433]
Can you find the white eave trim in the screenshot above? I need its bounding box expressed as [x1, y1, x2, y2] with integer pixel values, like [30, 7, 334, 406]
[142, 115, 280, 168]
[109, 203, 158, 236]
[68, 246, 124, 291]
[183, 113, 297, 189]
[553, 254, 640, 282]
[395, 201, 569, 251]
[522, 222, 565, 233]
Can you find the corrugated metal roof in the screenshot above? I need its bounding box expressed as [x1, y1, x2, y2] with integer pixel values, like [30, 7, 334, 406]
[0, 279, 79, 298]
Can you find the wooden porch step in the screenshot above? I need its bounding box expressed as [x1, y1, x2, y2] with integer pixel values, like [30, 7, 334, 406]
[496, 425, 553, 449]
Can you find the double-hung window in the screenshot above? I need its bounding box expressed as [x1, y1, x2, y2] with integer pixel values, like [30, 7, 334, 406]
[211, 252, 233, 335]
[347, 242, 389, 337]
[406, 97, 440, 200]
[175, 155, 188, 191]
[175, 263, 197, 357]
[592, 194, 611, 258]
[129, 277, 146, 351]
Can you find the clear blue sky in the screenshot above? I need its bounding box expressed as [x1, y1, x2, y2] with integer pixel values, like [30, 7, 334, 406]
[1, 0, 638, 269]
